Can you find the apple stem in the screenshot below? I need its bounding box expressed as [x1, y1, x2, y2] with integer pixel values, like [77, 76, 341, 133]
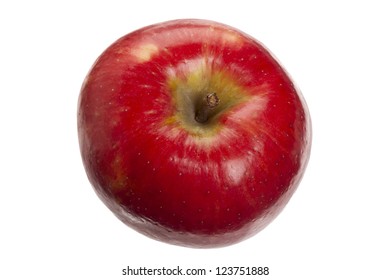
[195, 92, 220, 123]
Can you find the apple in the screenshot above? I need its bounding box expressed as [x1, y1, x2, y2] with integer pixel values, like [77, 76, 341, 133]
[77, 19, 311, 248]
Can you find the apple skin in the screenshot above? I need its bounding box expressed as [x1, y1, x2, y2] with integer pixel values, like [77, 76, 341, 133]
[78, 19, 311, 248]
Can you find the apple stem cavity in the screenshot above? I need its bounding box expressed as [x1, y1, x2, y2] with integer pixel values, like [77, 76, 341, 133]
[195, 92, 220, 123]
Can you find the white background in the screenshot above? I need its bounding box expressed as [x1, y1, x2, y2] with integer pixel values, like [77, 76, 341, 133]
[1, 1, 389, 279]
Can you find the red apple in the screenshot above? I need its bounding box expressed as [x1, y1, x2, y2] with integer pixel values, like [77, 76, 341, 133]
[77, 19, 311, 248]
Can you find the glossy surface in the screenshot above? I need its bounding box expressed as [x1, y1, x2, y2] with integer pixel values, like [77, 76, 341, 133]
[78, 19, 311, 248]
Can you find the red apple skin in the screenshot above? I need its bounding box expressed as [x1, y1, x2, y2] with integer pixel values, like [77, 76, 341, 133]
[78, 19, 311, 248]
